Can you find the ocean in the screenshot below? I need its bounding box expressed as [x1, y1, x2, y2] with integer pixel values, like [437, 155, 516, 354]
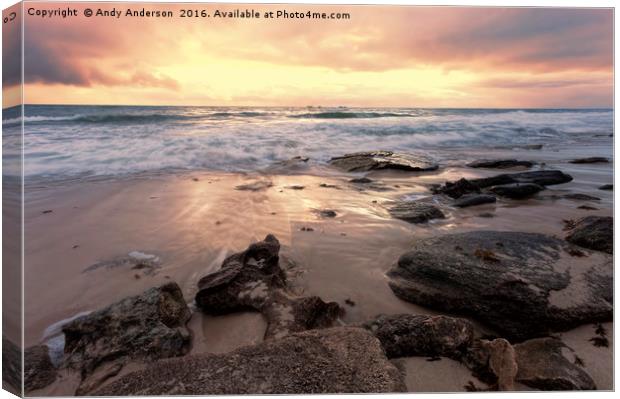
[2, 105, 613, 183]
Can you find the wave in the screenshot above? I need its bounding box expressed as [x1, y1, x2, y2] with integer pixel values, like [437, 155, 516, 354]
[290, 111, 411, 119]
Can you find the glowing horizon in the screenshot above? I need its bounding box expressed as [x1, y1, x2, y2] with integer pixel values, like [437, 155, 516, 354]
[3, 3, 613, 108]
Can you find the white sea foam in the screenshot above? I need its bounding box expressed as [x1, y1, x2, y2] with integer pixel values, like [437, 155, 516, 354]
[42, 310, 92, 367]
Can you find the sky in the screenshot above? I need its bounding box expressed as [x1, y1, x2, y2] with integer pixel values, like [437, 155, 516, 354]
[3, 3, 614, 108]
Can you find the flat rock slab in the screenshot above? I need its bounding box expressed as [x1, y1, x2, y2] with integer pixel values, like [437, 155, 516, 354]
[94, 327, 407, 395]
[330, 151, 438, 172]
[388, 201, 445, 224]
[467, 159, 533, 169]
[363, 314, 473, 359]
[514, 338, 595, 390]
[62, 282, 192, 393]
[565, 216, 613, 254]
[387, 231, 612, 340]
[195, 235, 342, 340]
[490, 183, 543, 199]
[570, 157, 609, 164]
[453, 194, 496, 208]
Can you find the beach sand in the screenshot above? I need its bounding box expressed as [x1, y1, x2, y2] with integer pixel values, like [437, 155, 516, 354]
[23, 157, 613, 394]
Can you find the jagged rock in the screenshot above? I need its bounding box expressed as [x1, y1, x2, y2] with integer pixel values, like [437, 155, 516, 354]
[388, 201, 445, 223]
[24, 345, 57, 392]
[570, 157, 609, 164]
[598, 184, 613, 191]
[235, 180, 273, 192]
[453, 194, 497, 208]
[363, 314, 473, 359]
[62, 282, 191, 393]
[514, 338, 596, 390]
[467, 159, 533, 169]
[434, 170, 572, 199]
[464, 338, 517, 391]
[490, 183, 543, 199]
[565, 216, 613, 254]
[387, 231, 612, 340]
[330, 151, 438, 172]
[195, 235, 342, 340]
[94, 327, 407, 395]
[2, 336, 21, 393]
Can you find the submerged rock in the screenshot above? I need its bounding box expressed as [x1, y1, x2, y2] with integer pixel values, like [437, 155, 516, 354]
[349, 177, 373, 184]
[467, 159, 533, 169]
[363, 314, 473, 359]
[195, 235, 342, 340]
[235, 180, 273, 192]
[562, 193, 601, 201]
[94, 327, 407, 395]
[387, 231, 612, 340]
[24, 345, 57, 392]
[388, 201, 445, 224]
[453, 194, 496, 208]
[490, 183, 543, 199]
[514, 338, 596, 390]
[570, 157, 609, 164]
[565, 216, 613, 254]
[62, 282, 191, 393]
[330, 151, 438, 172]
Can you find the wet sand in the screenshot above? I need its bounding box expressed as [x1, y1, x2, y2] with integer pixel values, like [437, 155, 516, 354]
[23, 157, 613, 394]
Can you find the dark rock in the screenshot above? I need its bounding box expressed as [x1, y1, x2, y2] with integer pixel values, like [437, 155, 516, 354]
[24, 345, 57, 392]
[514, 338, 596, 390]
[195, 235, 343, 340]
[563, 193, 601, 201]
[94, 327, 407, 395]
[287, 185, 305, 190]
[83, 252, 160, 274]
[317, 209, 337, 218]
[577, 205, 598, 211]
[565, 216, 613, 254]
[235, 180, 273, 192]
[2, 336, 22, 393]
[570, 157, 609, 164]
[42, 209, 53, 214]
[598, 184, 613, 191]
[434, 170, 572, 199]
[319, 183, 339, 189]
[387, 231, 612, 340]
[363, 314, 473, 359]
[467, 159, 533, 169]
[349, 177, 373, 184]
[453, 194, 496, 208]
[388, 201, 445, 223]
[330, 151, 438, 172]
[490, 183, 543, 199]
[464, 338, 517, 391]
[62, 282, 191, 393]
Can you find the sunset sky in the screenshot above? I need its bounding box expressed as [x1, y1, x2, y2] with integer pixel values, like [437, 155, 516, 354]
[3, 3, 614, 108]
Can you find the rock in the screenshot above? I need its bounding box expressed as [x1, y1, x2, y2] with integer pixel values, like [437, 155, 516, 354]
[195, 235, 343, 340]
[287, 185, 305, 190]
[267, 156, 310, 172]
[453, 194, 496, 208]
[388, 201, 445, 223]
[565, 216, 612, 254]
[349, 177, 373, 184]
[434, 170, 572, 199]
[563, 193, 600, 201]
[62, 282, 191, 393]
[93, 327, 407, 395]
[235, 180, 273, 192]
[570, 157, 609, 164]
[24, 345, 57, 392]
[490, 183, 543, 199]
[316, 209, 337, 218]
[2, 336, 22, 393]
[363, 314, 474, 359]
[330, 151, 438, 172]
[387, 231, 612, 340]
[83, 251, 160, 274]
[464, 338, 517, 391]
[514, 338, 596, 390]
[467, 159, 533, 169]
[319, 183, 339, 189]
[598, 184, 613, 191]
[577, 205, 598, 211]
